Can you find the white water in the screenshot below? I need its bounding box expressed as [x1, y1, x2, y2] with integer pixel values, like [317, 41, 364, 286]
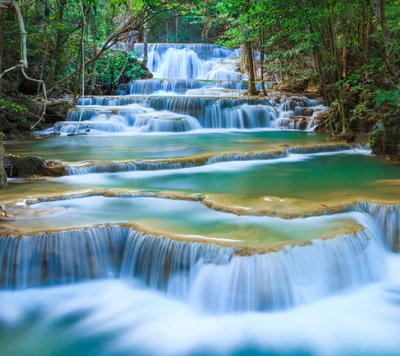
[0, 212, 388, 310]
[135, 43, 242, 80]
[0, 247, 398, 355]
[62, 147, 365, 176]
[6, 41, 397, 355]
[45, 43, 326, 135]
[51, 95, 322, 134]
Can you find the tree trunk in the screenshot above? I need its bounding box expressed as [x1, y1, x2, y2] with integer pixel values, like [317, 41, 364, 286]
[246, 43, 257, 96]
[45, 0, 65, 89]
[72, 17, 85, 106]
[260, 46, 266, 95]
[0, 0, 28, 80]
[369, 0, 398, 78]
[89, 18, 97, 94]
[143, 22, 148, 67]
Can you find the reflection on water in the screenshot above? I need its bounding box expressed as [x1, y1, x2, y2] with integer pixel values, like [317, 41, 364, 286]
[4, 131, 330, 162]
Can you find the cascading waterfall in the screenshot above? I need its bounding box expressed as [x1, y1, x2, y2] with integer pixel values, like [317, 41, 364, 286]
[54, 115, 128, 133]
[63, 144, 355, 175]
[205, 104, 276, 129]
[274, 118, 321, 130]
[205, 151, 289, 165]
[119, 225, 384, 312]
[129, 79, 203, 95]
[65, 161, 194, 175]
[0, 215, 388, 313]
[120, 230, 234, 298]
[134, 43, 240, 61]
[58, 95, 324, 133]
[204, 59, 246, 80]
[350, 202, 400, 251]
[185, 88, 245, 96]
[127, 79, 250, 95]
[133, 43, 241, 80]
[287, 144, 355, 154]
[132, 112, 202, 132]
[190, 230, 384, 313]
[53, 43, 326, 135]
[125, 79, 275, 96]
[0, 225, 128, 289]
[53, 108, 201, 133]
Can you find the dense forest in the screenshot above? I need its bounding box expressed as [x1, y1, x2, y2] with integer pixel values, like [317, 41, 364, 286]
[0, 0, 399, 154]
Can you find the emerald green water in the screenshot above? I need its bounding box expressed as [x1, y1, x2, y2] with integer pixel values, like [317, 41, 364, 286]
[53, 153, 400, 208]
[1, 43, 400, 356]
[4, 196, 361, 247]
[4, 131, 330, 162]
[3, 152, 399, 217]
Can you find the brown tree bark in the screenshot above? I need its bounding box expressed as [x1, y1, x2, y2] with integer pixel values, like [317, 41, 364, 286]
[369, 0, 398, 79]
[246, 43, 257, 96]
[143, 22, 148, 67]
[45, 0, 66, 89]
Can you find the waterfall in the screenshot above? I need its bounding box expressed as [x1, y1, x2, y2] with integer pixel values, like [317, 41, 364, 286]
[0, 225, 128, 289]
[134, 43, 239, 60]
[120, 230, 234, 299]
[63, 96, 324, 133]
[126, 79, 275, 96]
[63, 144, 356, 175]
[350, 202, 400, 252]
[189, 230, 384, 313]
[53, 44, 326, 135]
[202, 104, 276, 129]
[132, 112, 202, 132]
[129, 79, 203, 95]
[128, 79, 250, 95]
[206, 150, 290, 165]
[53, 110, 202, 134]
[133, 43, 241, 80]
[118, 226, 384, 313]
[0, 216, 389, 312]
[274, 118, 320, 130]
[185, 88, 245, 96]
[204, 59, 246, 80]
[287, 144, 354, 154]
[65, 161, 193, 175]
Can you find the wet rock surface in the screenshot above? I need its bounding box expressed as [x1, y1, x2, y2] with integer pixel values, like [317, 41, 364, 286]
[4, 154, 65, 178]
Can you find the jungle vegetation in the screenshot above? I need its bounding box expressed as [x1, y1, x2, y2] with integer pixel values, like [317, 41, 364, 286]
[0, 0, 399, 154]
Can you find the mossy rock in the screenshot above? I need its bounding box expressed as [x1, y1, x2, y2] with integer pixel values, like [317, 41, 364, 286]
[4, 154, 65, 178]
[299, 120, 308, 130]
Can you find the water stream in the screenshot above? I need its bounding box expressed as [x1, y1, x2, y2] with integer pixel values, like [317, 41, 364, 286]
[1, 43, 400, 355]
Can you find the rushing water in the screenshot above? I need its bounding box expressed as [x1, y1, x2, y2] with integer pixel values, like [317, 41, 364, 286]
[1, 43, 400, 355]
[134, 43, 242, 80]
[48, 96, 321, 134]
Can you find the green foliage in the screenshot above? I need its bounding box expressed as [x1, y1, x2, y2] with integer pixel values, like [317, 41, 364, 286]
[0, 99, 28, 121]
[93, 51, 148, 92]
[370, 111, 400, 156]
[0, 96, 32, 139]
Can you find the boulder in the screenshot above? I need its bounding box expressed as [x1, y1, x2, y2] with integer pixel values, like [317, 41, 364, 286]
[4, 154, 65, 177]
